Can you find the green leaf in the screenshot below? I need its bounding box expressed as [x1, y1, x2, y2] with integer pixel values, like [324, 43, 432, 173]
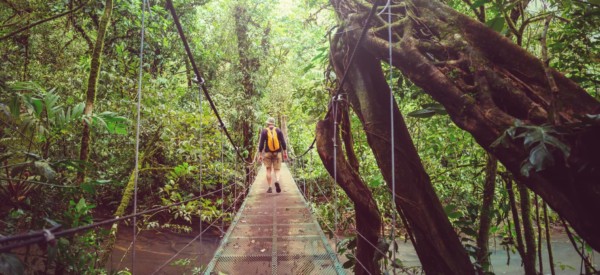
[391, 258, 403, 268]
[471, 0, 491, 9]
[9, 81, 45, 93]
[462, 227, 478, 237]
[76, 198, 87, 213]
[448, 211, 463, 219]
[529, 144, 554, 172]
[342, 259, 354, 269]
[407, 108, 437, 118]
[486, 16, 505, 33]
[94, 112, 129, 134]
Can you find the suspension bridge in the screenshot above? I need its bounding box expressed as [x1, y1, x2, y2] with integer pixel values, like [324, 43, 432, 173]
[204, 164, 344, 274]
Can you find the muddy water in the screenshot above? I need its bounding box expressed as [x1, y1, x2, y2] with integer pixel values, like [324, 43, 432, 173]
[110, 228, 597, 274]
[107, 229, 220, 274]
[394, 233, 599, 274]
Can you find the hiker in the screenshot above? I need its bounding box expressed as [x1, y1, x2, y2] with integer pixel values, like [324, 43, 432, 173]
[257, 117, 288, 193]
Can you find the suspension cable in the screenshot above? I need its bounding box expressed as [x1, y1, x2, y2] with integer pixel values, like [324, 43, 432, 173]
[132, 0, 147, 271]
[195, 62, 205, 268]
[384, 0, 399, 272]
[165, 0, 248, 164]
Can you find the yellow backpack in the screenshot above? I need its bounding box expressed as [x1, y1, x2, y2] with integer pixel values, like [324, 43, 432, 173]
[266, 127, 280, 151]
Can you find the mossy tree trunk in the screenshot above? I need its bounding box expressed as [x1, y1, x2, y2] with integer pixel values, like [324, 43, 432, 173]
[476, 154, 497, 274]
[76, 0, 113, 184]
[234, 3, 270, 183]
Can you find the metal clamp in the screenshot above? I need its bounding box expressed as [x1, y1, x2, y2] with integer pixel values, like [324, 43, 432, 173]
[43, 229, 55, 244]
[192, 75, 205, 85]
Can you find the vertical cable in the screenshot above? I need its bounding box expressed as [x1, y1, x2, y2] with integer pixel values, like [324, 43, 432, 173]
[386, 0, 397, 272]
[220, 126, 225, 234]
[234, 145, 237, 212]
[196, 76, 204, 262]
[132, 0, 146, 273]
[332, 98, 339, 249]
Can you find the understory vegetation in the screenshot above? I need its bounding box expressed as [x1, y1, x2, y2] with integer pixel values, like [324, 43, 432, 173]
[0, 0, 598, 274]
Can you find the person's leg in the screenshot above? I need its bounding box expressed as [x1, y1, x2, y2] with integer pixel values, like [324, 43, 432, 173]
[266, 167, 272, 186]
[264, 152, 274, 192]
[273, 152, 282, 193]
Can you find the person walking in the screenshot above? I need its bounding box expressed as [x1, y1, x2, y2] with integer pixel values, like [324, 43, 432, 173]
[258, 117, 288, 193]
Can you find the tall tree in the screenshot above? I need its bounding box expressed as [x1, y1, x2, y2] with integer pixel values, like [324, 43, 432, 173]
[330, 0, 600, 250]
[76, 0, 114, 184]
[233, 2, 270, 181]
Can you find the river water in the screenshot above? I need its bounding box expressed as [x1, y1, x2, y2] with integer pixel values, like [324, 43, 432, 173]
[108, 229, 220, 274]
[109, 229, 598, 274]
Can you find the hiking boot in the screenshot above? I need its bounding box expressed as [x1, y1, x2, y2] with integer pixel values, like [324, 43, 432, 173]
[267, 187, 273, 193]
[275, 181, 281, 193]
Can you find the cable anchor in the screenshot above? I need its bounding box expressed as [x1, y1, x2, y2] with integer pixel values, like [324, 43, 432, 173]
[192, 75, 205, 86]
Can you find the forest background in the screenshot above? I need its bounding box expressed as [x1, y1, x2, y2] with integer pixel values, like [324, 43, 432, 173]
[0, 0, 598, 274]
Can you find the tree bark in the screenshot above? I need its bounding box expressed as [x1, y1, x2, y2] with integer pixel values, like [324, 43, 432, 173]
[331, 0, 600, 250]
[476, 153, 497, 274]
[329, 31, 475, 274]
[76, 0, 113, 184]
[519, 184, 537, 275]
[316, 107, 382, 275]
[505, 175, 529, 272]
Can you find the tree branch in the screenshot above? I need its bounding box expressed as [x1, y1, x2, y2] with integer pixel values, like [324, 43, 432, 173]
[0, 0, 89, 41]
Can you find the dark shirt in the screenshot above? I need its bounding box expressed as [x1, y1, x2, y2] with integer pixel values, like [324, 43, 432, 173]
[258, 127, 287, 153]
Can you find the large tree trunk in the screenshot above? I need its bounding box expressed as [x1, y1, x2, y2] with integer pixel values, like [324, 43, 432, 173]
[76, 0, 113, 184]
[331, 0, 600, 250]
[329, 31, 475, 274]
[316, 106, 382, 274]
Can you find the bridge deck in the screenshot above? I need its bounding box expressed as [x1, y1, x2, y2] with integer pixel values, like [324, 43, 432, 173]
[205, 164, 345, 274]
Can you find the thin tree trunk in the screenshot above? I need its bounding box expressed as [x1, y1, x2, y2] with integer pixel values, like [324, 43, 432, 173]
[535, 195, 543, 274]
[316, 107, 381, 274]
[476, 153, 497, 274]
[76, 0, 113, 184]
[543, 202, 556, 275]
[519, 184, 537, 275]
[506, 176, 527, 268]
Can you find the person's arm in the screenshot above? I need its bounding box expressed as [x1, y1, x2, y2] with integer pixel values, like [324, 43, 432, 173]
[278, 129, 288, 160]
[257, 129, 266, 161]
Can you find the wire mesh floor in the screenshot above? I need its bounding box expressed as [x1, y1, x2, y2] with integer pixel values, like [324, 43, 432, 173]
[205, 164, 345, 275]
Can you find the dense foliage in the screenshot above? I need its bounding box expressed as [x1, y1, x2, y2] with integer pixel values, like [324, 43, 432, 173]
[0, 0, 598, 273]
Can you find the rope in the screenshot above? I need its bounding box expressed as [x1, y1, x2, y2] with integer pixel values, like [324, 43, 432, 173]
[132, 0, 147, 271]
[294, 137, 316, 159]
[165, 0, 249, 164]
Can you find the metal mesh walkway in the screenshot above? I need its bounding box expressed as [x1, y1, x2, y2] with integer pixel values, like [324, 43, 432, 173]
[205, 164, 345, 275]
